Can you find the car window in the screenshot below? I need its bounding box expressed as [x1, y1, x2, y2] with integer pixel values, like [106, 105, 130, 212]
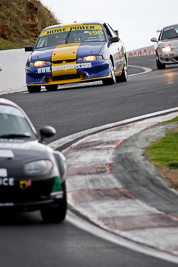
[103, 24, 112, 38]
[36, 25, 106, 49]
[158, 32, 162, 41]
[161, 26, 178, 40]
[107, 24, 117, 37]
[36, 31, 69, 48]
[0, 105, 36, 140]
[67, 29, 106, 43]
[103, 23, 117, 39]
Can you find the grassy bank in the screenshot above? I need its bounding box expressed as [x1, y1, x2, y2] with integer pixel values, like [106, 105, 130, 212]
[146, 117, 178, 190]
[0, 0, 59, 50]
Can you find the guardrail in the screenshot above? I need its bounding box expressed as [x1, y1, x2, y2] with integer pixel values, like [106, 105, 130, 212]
[127, 45, 155, 57]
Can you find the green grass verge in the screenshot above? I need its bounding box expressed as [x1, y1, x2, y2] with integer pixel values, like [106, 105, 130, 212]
[146, 117, 178, 168]
[160, 116, 178, 124]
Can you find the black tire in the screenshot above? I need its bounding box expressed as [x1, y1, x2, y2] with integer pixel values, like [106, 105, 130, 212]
[156, 54, 165, 69]
[41, 197, 67, 223]
[102, 59, 116, 85]
[45, 85, 58, 91]
[116, 57, 128, 83]
[27, 86, 41, 93]
[41, 183, 67, 223]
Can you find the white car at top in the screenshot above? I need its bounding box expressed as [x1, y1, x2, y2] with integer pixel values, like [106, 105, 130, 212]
[151, 24, 178, 69]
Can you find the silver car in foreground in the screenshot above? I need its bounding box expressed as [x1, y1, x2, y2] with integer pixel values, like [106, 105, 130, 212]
[151, 24, 178, 69]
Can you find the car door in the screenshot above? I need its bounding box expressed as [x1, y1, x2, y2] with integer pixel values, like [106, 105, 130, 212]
[103, 23, 124, 75]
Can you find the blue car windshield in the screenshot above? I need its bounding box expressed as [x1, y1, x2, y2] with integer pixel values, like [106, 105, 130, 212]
[36, 25, 106, 49]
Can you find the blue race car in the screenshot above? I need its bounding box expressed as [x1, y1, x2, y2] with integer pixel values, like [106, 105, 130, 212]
[25, 21, 128, 93]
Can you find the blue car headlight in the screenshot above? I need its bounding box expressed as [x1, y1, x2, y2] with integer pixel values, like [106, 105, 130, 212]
[77, 55, 103, 62]
[24, 160, 53, 175]
[29, 61, 51, 67]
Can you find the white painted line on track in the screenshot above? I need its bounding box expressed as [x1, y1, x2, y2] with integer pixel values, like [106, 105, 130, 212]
[128, 65, 152, 77]
[66, 210, 178, 264]
[49, 107, 178, 150]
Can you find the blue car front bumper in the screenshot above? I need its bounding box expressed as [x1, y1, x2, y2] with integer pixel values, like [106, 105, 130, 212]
[26, 59, 111, 86]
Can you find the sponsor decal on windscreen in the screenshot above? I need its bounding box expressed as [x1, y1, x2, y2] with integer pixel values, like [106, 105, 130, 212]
[40, 25, 103, 37]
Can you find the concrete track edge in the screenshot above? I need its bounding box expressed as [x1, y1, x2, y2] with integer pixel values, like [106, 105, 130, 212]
[49, 107, 178, 264]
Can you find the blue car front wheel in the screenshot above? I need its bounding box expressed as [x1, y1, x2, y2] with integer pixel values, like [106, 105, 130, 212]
[116, 57, 128, 83]
[102, 60, 116, 85]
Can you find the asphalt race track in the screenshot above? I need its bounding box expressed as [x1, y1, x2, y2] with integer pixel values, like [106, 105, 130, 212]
[1, 54, 178, 267]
